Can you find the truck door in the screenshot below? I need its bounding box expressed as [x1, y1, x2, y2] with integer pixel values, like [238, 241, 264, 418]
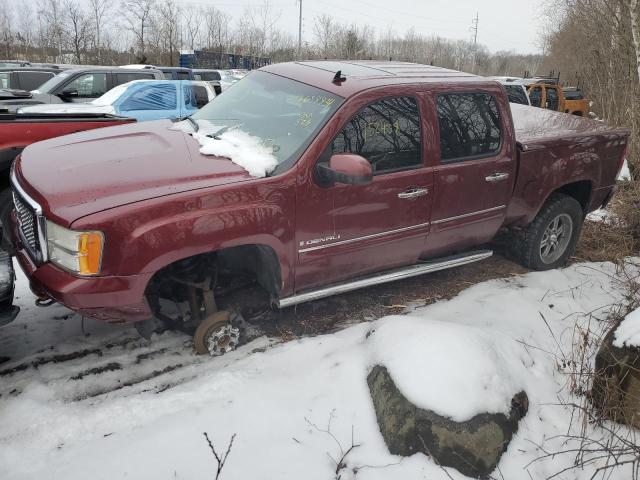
[295, 95, 434, 290]
[545, 86, 560, 111]
[528, 85, 543, 107]
[425, 92, 516, 257]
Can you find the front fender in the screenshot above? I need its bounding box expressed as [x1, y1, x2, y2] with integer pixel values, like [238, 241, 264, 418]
[73, 175, 297, 295]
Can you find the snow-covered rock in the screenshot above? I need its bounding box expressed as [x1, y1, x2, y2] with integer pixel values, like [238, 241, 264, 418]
[613, 308, 640, 348]
[367, 316, 525, 422]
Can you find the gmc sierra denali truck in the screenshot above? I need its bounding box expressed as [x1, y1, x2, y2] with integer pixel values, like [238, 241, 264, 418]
[9, 61, 628, 354]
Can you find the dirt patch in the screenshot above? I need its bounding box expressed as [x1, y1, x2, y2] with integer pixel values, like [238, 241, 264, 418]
[268, 252, 527, 340]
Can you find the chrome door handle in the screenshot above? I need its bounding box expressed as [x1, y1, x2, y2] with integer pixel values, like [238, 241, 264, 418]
[398, 188, 429, 199]
[485, 172, 510, 182]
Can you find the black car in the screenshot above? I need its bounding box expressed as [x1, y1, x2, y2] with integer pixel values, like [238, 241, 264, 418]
[6, 66, 165, 105]
[0, 67, 63, 91]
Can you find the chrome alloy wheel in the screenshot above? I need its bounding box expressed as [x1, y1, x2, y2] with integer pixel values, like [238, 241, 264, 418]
[540, 213, 573, 265]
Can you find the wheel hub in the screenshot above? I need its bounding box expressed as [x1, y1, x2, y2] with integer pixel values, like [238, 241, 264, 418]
[207, 323, 240, 356]
[540, 213, 573, 265]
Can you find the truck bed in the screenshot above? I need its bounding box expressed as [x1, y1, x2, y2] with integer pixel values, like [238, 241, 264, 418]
[0, 113, 136, 169]
[511, 104, 627, 149]
[507, 104, 628, 226]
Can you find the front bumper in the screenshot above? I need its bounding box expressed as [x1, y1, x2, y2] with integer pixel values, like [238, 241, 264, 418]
[15, 244, 153, 324]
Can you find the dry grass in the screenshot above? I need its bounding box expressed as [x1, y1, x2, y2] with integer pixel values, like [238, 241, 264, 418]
[575, 180, 640, 263]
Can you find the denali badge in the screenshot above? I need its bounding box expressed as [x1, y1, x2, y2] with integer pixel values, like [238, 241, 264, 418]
[299, 234, 341, 247]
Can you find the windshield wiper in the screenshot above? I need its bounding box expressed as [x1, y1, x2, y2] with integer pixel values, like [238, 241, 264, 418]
[181, 116, 199, 132]
[207, 124, 233, 139]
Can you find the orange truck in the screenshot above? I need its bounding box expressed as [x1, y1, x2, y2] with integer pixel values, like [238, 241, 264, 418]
[522, 78, 589, 117]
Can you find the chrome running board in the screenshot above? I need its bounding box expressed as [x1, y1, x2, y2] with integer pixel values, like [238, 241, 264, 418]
[278, 249, 493, 309]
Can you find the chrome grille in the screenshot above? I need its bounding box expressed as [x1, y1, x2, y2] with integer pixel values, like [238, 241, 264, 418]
[13, 192, 38, 252]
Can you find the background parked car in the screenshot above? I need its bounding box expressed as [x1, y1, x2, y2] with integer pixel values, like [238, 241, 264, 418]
[521, 77, 589, 116]
[0, 67, 63, 91]
[18, 80, 215, 121]
[0, 60, 31, 67]
[491, 77, 531, 105]
[218, 69, 244, 91]
[122, 64, 194, 80]
[192, 69, 222, 94]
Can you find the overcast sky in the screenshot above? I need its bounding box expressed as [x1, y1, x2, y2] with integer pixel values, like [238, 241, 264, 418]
[175, 0, 545, 54]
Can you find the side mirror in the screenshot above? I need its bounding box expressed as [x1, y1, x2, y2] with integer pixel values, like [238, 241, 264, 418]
[60, 88, 78, 98]
[317, 154, 373, 186]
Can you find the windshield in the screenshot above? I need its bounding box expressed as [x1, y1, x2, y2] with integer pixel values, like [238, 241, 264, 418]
[191, 71, 343, 171]
[32, 70, 69, 93]
[92, 82, 131, 106]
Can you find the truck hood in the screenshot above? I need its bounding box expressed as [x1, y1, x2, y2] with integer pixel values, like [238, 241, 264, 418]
[16, 119, 253, 225]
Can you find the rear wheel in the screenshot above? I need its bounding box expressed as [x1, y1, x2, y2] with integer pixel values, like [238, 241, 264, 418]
[510, 193, 583, 270]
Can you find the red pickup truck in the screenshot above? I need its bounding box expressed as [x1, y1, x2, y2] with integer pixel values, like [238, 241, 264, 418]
[9, 61, 628, 354]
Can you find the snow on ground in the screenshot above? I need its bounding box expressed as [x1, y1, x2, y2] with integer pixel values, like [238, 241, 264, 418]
[0, 260, 638, 480]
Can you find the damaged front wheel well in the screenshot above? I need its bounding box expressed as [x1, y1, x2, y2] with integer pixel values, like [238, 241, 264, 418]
[144, 244, 282, 329]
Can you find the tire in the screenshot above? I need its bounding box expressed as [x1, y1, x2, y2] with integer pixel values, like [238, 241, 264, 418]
[510, 193, 584, 271]
[0, 187, 15, 255]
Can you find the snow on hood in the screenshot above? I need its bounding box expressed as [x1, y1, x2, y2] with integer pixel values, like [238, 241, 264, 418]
[613, 307, 640, 348]
[173, 121, 278, 178]
[367, 315, 525, 422]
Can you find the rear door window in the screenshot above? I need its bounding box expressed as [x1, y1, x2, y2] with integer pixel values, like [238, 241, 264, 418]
[183, 84, 209, 109]
[436, 93, 502, 163]
[16, 71, 55, 90]
[331, 96, 422, 174]
[120, 83, 177, 111]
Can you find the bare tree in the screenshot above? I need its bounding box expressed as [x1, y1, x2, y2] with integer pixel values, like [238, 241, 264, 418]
[89, 0, 112, 63]
[65, 0, 91, 63]
[314, 14, 334, 59]
[121, 0, 154, 62]
[182, 5, 203, 51]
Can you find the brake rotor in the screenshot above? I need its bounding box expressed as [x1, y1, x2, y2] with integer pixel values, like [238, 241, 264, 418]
[193, 311, 241, 356]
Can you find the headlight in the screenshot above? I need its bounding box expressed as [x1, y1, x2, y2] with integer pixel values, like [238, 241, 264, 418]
[46, 220, 104, 276]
